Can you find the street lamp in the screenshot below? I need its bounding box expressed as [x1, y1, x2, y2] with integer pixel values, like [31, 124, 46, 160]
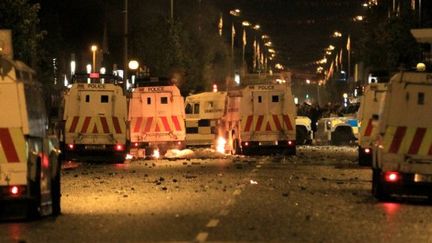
[91, 45, 97, 72]
[128, 60, 139, 87]
[229, 9, 241, 16]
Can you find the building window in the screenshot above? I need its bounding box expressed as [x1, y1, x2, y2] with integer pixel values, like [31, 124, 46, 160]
[85, 95, 90, 103]
[258, 96, 262, 103]
[272, 95, 279, 102]
[147, 97, 151, 105]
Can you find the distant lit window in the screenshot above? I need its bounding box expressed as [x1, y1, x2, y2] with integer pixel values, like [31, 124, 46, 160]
[85, 95, 90, 103]
[101, 95, 109, 103]
[272, 95, 279, 102]
[161, 97, 168, 104]
[418, 92, 425, 105]
[258, 96, 262, 103]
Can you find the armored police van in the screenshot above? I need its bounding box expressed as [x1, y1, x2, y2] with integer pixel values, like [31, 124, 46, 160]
[0, 30, 61, 219]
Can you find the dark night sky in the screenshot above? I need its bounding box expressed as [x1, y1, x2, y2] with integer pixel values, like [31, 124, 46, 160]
[37, 0, 363, 73]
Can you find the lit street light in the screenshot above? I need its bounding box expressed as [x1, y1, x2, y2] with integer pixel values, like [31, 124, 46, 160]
[91, 45, 97, 72]
[229, 9, 241, 16]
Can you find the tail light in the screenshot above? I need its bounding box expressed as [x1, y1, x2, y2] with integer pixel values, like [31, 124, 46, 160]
[67, 144, 75, 150]
[244, 142, 249, 146]
[4, 185, 26, 197]
[10, 186, 19, 195]
[133, 142, 139, 147]
[384, 171, 400, 183]
[364, 148, 371, 154]
[115, 144, 125, 151]
[287, 140, 295, 146]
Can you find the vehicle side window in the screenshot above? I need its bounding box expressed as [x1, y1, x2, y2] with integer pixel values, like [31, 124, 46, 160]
[161, 97, 168, 104]
[185, 103, 193, 114]
[85, 95, 90, 103]
[194, 103, 200, 114]
[207, 101, 214, 109]
[272, 95, 279, 102]
[147, 97, 151, 105]
[101, 95, 109, 103]
[418, 92, 425, 105]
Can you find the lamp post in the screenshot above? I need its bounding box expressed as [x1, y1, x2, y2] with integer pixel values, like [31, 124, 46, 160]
[128, 60, 139, 89]
[91, 45, 97, 72]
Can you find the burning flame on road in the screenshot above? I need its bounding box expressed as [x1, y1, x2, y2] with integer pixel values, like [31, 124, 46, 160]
[153, 149, 160, 159]
[216, 137, 226, 154]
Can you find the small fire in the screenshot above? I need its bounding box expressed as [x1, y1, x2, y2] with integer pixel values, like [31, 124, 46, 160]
[153, 149, 160, 159]
[216, 137, 226, 154]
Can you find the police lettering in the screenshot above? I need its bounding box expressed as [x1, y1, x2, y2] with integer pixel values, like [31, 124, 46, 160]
[257, 85, 274, 90]
[88, 83, 105, 89]
[147, 87, 164, 92]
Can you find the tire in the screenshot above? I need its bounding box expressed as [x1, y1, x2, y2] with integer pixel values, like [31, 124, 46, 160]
[232, 139, 242, 155]
[331, 127, 355, 145]
[51, 154, 62, 216]
[358, 146, 372, 166]
[296, 126, 308, 145]
[372, 168, 389, 201]
[28, 159, 42, 219]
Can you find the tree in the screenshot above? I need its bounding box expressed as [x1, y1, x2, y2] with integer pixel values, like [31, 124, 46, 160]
[128, 1, 232, 95]
[357, 5, 421, 72]
[0, 0, 44, 66]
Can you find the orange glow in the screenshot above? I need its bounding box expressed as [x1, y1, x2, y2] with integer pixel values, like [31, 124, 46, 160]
[216, 137, 226, 154]
[153, 149, 160, 159]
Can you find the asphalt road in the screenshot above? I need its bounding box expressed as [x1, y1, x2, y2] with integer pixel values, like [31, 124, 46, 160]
[2, 146, 432, 243]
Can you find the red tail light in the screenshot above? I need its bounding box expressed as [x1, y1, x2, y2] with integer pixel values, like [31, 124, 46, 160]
[385, 171, 400, 183]
[10, 186, 19, 195]
[68, 144, 75, 150]
[134, 142, 139, 147]
[115, 144, 125, 151]
[244, 142, 249, 146]
[288, 140, 294, 146]
[364, 148, 371, 154]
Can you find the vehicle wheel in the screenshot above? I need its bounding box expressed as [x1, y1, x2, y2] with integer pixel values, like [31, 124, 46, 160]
[358, 147, 371, 166]
[285, 146, 296, 156]
[232, 139, 242, 155]
[51, 154, 62, 216]
[28, 159, 42, 219]
[296, 126, 308, 145]
[331, 127, 354, 145]
[372, 168, 389, 201]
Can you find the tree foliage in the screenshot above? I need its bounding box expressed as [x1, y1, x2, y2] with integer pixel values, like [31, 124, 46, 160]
[128, 1, 232, 95]
[357, 5, 421, 72]
[0, 0, 44, 66]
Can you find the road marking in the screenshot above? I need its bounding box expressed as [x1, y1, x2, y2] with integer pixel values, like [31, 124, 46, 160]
[252, 168, 258, 173]
[195, 232, 208, 242]
[206, 219, 219, 228]
[258, 161, 265, 165]
[233, 189, 242, 196]
[219, 209, 229, 216]
[256, 165, 262, 168]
